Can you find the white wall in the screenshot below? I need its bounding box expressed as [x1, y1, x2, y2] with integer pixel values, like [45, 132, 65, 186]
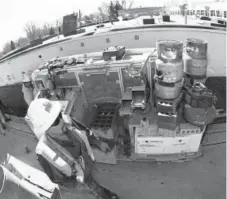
[0, 26, 226, 86]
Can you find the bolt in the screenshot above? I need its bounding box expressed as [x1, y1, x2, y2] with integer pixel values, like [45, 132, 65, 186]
[24, 145, 31, 154]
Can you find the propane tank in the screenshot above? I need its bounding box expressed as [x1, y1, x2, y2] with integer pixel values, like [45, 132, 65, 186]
[155, 59, 184, 83]
[156, 40, 183, 63]
[155, 40, 184, 100]
[184, 55, 207, 76]
[184, 38, 208, 76]
[154, 76, 184, 99]
[186, 38, 207, 59]
[184, 103, 216, 126]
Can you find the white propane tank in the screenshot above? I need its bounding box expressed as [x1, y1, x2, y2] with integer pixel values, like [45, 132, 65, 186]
[155, 59, 184, 83]
[186, 38, 207, 59]
[156, 40, 183, 63]
[183, 103, 216, 126]
[154, 77, 184, 99]
[184, 38, 208, 76]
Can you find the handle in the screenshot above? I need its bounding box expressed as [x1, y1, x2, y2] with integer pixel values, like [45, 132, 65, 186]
[155, 67, 163, 80]
[192, 82, 206, 94]
[194, 82, 206, 89]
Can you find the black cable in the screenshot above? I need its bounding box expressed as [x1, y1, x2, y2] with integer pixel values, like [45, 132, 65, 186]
[202, 141, 226, 146]
[206, 130, 226, 135]
[7, 126, 35, 137]
[7, 119, 26, 125]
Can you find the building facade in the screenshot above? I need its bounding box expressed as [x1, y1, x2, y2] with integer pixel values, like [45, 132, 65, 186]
[118, 7, 163, 17]
[167, 0, 227, 18]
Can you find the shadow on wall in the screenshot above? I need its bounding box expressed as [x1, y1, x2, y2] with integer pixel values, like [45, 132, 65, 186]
[0, 84, 28, 117]
[206, 77, 226, 110]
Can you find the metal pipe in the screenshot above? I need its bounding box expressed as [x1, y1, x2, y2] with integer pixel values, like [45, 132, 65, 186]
[184, 4, 188, 25]
[0, 154, 60, 199]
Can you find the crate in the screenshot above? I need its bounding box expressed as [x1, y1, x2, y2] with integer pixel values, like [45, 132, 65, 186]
[90, 103, 118, 139]
[157, 122, 179, 131]
[157, 112, 178, 123]
[143, 18, 155, 24]
[103, 46, 125, 61]
[158, 126, 180, 136]
[157, 111, 180, 131]
[155, 93, 183, 113]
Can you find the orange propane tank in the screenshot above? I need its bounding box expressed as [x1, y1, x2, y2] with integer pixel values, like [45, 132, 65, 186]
[183, 103, 216, 126]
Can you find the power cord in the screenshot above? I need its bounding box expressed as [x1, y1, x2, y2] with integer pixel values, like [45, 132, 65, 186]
[202, 141, 226, 147]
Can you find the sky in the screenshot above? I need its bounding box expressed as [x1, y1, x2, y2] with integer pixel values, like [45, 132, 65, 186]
[0, 0, 213, 48]
[0, 0, 170, 48]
